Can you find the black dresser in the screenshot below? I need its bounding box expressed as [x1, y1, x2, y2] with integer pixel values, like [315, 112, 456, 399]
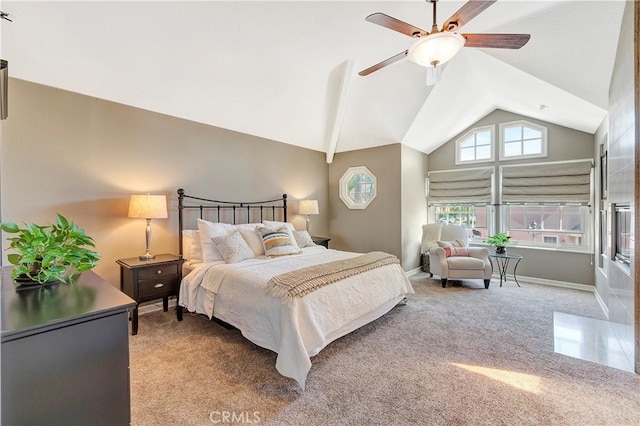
[1, 267, 136, 425]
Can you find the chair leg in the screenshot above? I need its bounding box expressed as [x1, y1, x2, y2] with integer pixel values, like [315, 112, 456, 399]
[484, 279, 490, 289]
[441, 278, 447, 288]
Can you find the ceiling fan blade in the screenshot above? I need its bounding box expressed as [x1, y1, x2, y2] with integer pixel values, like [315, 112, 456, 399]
[365, 13, 427, 37]
[463, 33, 531, 49]
[442, 0, 497, 32]
[358, 51, 408, 76]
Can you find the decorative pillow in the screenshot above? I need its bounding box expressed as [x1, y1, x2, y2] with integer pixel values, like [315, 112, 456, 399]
[437, 240, 466, 248]
[293, 230, 315, 248]
[211, 231, 255, 264]
[197, 219, 236, 262]
[236, 224, 265, 256]
[262, 221, 301, 251]
[443, 247, 469, 257]
[263, 220, 295, 233]
[257, 226, 301, 257]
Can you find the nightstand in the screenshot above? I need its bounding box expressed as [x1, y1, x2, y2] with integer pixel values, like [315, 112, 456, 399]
[312, 236, 331, 249]
[116, 254, 183, 335]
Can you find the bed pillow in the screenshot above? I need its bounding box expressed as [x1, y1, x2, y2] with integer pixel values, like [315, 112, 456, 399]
[263, 220, 295, 233]
[236, 223, 265, 256]
[197, 218, 236, 262]
[443, 247, 469, 257]
[257, 226, 301, 257]
[293, 230, 315, 248]
[262, 220, 301, 251]
[211, 231, 255, 264]
[181, 230, 203, 263]
[182, 230, 194, 261]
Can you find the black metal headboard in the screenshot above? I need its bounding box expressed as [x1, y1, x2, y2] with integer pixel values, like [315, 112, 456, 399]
[177, 188, 288, 258]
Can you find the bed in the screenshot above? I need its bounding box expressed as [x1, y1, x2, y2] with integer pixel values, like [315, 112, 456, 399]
[176, 189, 414, 389]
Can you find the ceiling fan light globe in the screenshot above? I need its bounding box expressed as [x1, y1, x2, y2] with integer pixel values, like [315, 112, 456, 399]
[407, 32, 466, 67]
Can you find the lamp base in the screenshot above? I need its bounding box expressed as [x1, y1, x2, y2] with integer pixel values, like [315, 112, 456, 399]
[139, 253, 156, 261]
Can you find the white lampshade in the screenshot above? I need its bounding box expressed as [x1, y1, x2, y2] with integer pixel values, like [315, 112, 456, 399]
[408, 32, 466, 67]
[128, 194, 168, 219]
[299, 199, 319, 216]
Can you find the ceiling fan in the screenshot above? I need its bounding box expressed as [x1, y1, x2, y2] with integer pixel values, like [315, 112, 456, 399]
[359, 0, 530, 84]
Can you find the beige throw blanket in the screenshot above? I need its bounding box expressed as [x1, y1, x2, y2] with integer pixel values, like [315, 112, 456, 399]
[266, 251, 400, 302]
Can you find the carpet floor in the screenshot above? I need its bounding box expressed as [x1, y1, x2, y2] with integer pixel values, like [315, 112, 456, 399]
[129, 274, 639, 425]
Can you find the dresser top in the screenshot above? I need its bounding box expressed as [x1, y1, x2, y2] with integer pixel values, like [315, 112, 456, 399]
[1, 267, 136, 342]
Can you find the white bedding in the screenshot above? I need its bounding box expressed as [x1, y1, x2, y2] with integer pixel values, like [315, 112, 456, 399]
[179, 246, 414, 389]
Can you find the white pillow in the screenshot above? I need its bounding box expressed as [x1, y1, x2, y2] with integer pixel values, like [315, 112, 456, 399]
[257, 226, 301, 257]
[236, 225, 265, 256]
[182, 230, 203, 263]
[197, 218, 236, 262]
[182, 230, 193, 261]
[293, 230, 315, 248]
[211, 231, 255, 264]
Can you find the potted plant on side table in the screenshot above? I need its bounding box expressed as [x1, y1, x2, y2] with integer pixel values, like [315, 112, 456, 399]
[485, 232, 511, 254]
[0, 213, 100, 287]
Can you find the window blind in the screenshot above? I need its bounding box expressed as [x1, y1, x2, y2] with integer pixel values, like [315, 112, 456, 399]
[501, 159, 593, 204]
[427, 167, 493, 204]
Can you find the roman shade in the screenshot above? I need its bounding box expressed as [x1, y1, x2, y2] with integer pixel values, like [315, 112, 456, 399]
[427, 167, 493, 204]
[501, 159, 593, 204]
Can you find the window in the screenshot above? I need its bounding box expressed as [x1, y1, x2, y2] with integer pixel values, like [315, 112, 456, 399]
[455, 125, 494, 165]
[499, 121, 547, 160]
[339, 166, 377, 209]
[431, 204, 491, 241]
[503, 204, 590, 249]
[614, 205, 631, 268]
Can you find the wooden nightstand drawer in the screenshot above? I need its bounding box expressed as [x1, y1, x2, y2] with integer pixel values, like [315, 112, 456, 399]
[138, 264, 178, 280]
[138, 275, 178, 299]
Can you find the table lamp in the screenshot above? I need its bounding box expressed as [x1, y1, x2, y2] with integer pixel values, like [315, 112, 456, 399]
[298, 199, 319, 233]
[128, 194, 168, 260]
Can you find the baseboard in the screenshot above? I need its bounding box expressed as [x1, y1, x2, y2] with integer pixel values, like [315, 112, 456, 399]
[405, 267, 423, 277]
[138, 296, 177, 316]
[593, 288, 610, 319]
[500, 273, 594, 292]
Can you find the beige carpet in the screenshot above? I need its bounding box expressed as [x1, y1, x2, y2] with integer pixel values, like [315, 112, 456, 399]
[129, 274, 640, 425]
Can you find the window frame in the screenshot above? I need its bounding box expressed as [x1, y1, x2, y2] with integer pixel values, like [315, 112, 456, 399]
[454, 125, 495, 165]
[339, 166, 377, 210]
[500, 203, 592, 252]
[429, 204, 493, 242]
[499, 120, 548, 161]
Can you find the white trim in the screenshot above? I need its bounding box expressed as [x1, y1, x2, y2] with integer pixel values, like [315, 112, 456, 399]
[499, 120, 548, 161]
[500, 273, 594, 292]
[454, 124, 495, 165]
[593, 287, 610, 319]
[405, 267, 423, 277]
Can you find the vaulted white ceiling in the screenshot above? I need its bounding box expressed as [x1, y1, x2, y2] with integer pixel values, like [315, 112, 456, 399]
[0, 1, 626, 158]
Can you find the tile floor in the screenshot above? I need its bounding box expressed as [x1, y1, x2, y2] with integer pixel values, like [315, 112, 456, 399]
[553, 311, 634, 373]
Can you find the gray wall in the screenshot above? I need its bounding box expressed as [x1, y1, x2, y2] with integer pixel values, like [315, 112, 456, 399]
[401, 145, 429, 271]
[428, 109, 596, 286]
[329, 144, 402, 261]
[1, 78, 329, 286]
[596, 1, 636, 371]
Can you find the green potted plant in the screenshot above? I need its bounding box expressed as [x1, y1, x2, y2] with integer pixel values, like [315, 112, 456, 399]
[1, 213, 100, 285]
[485, 232, 511, 254]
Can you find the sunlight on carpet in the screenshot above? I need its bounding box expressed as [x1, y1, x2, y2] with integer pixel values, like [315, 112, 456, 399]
[451, 363, 542, 394]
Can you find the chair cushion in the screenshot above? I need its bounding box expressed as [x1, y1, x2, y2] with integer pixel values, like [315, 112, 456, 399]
[446, 256, 486, 270]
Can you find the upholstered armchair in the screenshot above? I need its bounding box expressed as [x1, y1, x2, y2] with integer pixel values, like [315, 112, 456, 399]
[421, 223, 492, 289]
